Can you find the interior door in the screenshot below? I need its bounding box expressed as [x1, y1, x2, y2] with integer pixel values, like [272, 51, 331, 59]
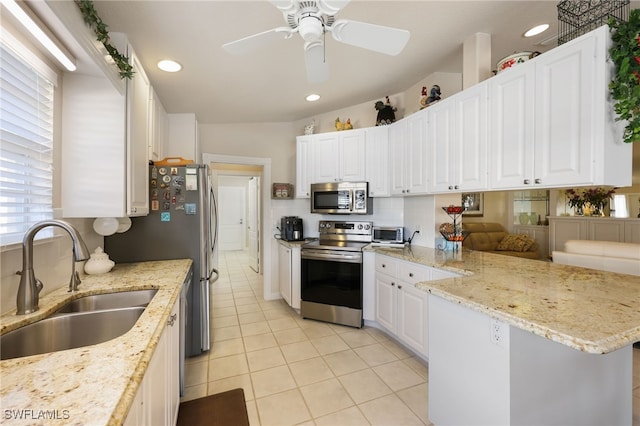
[218, 185, 245, 251]
[247, 177, 260, 272]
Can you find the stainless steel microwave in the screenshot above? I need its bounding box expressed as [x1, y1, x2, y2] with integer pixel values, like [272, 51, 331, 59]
[310, 182, 372, 215]
[373, 226, 404, 244]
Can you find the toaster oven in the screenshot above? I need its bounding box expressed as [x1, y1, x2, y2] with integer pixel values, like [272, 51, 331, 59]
[372, 226, 404, 244]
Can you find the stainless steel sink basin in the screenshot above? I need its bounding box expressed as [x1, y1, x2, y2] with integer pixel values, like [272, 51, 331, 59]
[0, 307, 145, 360]
[54, 289, 157, 314]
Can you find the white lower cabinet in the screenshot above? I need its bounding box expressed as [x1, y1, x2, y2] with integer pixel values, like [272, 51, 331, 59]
[374, 254, 459, 358]
[124, 298, 180, 425]
[278, 243, 301, 310]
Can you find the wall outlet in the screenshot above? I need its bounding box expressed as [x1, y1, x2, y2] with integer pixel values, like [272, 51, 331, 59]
[490, 319, 508, 347]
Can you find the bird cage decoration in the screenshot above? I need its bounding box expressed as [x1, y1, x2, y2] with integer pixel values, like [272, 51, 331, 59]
[557, 0, 630, 45]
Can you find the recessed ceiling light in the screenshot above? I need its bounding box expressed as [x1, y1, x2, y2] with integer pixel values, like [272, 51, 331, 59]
[157, 59, 182, 72]
[524, 24, 550, 38]
[306, 94, 320, 102]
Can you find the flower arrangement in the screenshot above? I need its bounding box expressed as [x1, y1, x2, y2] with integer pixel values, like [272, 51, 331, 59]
[608, 9, 640, 144]
[565, 187, 615, 216]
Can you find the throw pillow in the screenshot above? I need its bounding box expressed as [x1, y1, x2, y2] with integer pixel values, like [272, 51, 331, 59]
[496, 234, 535, 252]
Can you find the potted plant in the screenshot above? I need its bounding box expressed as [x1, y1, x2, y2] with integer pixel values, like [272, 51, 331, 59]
[609, 9, 640, 143]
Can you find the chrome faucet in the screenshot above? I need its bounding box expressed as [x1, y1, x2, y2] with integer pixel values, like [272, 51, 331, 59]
[16, 220, 91, 315]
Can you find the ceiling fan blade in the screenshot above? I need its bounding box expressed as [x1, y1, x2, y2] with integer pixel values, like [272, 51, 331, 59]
[267, 0, 298, 15]
[304, 41, 329, 83]
[330, 19, 410, 56]
[222, 27, 294, 55]
[317, 0, 350, 15]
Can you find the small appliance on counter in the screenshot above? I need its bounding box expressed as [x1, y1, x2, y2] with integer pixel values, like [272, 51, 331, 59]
[280, 216, 304, 241]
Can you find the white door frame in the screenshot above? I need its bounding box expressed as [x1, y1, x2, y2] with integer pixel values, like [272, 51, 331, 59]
[203, 153, 272, 301]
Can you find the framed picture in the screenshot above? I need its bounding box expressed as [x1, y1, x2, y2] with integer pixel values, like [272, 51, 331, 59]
[462, 192, 484, 216]
[272, 183, 294, 199]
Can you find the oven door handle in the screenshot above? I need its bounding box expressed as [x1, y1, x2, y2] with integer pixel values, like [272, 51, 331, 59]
[301, 249, 362, 263]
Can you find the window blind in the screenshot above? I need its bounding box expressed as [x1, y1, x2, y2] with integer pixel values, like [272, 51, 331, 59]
[0, 41, 55, 246]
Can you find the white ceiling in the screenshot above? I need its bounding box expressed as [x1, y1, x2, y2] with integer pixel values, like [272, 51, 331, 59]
[89, 0, 571, 124]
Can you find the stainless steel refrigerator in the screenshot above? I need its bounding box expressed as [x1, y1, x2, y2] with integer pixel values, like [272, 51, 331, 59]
[105, 164, 218, 357]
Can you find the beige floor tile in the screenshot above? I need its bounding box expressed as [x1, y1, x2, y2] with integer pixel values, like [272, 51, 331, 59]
[274, 327, 309, 345]
[212, 298, 235, 308]
[185, 352, 208, 365]
[207, 373, 254, 401]
[364, 327, 392, 343]
[243, 332, 278, 352]
[246, 347, 286, 372]
[212, 325, 242, 342]
[251, 365, 297, 398]
[241, 321, 272, 337]
[209, 337, 245, 359]
[239, 311, 267, 324]
[373, 360, 425, 392]
[403, 357, 429, 380]
[288, 357, 335, 387]
[263, 309, 294, 320]
[235, 296, 259, 306]
[180, 383, 207, 402]
[184, 360, 208, 387]
[397, 383, 429, 424]
[245, 400, 261, 426]
[268, 316, 300, 331]
[211, 306, 236, 318]
[338, 368, 393, 404]
[208, 353, 249, 381]
[212, 314, 239, 329]
[259, 299, 288, 311]
[280, 341, 320, 363]
[355, 343, 399, 367]
[300, 321, 337, 339]
[323, 349, 368, 376]
[233, 290, 255, 299]
[381, 338, 414, 359]
[255, 388, 311, 426]
[358, 393, 424, 426]
[236, 303, 262, 314]
[328, 323, 358, 334]
[314, 406, 370, 426]
[311, 335, 350, 355]
[213, 292, 234, 301]
[300, 378, 355, 418]
[340, 330, 379, 348]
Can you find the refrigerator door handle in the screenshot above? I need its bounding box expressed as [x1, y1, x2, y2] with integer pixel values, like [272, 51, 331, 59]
[200, 279, 210, 352]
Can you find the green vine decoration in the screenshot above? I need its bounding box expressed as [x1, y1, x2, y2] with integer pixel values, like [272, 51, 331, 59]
[75, 0, 133, 79]
[609, 9, 640, 143]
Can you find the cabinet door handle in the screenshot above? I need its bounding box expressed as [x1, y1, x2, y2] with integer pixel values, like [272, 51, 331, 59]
[523, 179, 531, 185]
[382, 264, 386, 268]
[409, 272, 414, 277]
[391, 282, 395, 286]
[534, 178, 541, 184]
[454, 185, 459, 190]
[398, 285, 403, 289]
[167, 313, 177, 326]
[448, 185, 453, 190]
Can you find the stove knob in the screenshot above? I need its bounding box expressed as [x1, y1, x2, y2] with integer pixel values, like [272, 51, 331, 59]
[365, 224, 371, 230]
[358, 224, 363, 230]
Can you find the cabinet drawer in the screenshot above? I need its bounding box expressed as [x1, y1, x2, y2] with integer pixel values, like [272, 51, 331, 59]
[397, 262, 430, 284]
[375, 256, 398, 276]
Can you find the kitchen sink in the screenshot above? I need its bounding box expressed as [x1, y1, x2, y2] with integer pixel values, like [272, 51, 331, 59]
[53, 289, 157, 314]
[0, 307, 145, 360]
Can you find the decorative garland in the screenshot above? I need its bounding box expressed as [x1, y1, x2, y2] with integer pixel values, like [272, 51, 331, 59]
[609, 9, 640, 143]
[75, 0, 133, 79]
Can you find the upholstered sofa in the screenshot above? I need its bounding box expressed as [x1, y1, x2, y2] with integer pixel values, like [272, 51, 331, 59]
[552, 240, 640, 276]
[461, 222, 539, 259]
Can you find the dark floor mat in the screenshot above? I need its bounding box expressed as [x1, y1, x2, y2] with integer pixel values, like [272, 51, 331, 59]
[177, 388, 249, 426]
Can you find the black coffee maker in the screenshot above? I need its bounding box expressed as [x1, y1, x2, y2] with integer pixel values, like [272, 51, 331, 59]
[280, 216, 303, 241]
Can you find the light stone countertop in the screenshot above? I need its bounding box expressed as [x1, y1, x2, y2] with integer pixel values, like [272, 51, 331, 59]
[369, 245, 640, 354]
[0, 259, 192, 426]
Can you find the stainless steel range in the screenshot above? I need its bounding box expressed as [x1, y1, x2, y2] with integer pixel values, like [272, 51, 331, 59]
[300, 220, 373, 328]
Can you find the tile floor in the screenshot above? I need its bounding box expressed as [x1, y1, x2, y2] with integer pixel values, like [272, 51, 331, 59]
[182, 250, 640, 426]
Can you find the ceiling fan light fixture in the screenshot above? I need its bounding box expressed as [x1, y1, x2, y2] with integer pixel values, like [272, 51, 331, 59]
[157, 59, 182, 72]
[306, 93, 320, 102]
[524, 24, 549, 38]
[298, 15, 324, 42]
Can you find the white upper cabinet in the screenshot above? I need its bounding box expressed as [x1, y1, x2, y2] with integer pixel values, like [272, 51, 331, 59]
[296, 135, 314, 198]
[365, 126, 390, 197]
[389, 109, 429, 195]
[126, 49, 151, 216]
[312, 129, 366, 183]
[149, 88, 167, 162]
[491, 25, 631, 190]
[61, 40, 150, 218]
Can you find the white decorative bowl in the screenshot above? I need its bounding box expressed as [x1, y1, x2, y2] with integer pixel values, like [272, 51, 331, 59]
[496, 51, 539, 73]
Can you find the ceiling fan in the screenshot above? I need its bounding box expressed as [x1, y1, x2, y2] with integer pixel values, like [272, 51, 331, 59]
[222, 0, 410, 83]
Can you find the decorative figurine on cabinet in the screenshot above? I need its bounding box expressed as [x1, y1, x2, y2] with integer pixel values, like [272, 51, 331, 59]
[344, 118, 353, 130]
[375, 96, 396, 126]
[335, 117, 344, 131]
[304, 119, 315, 135]
[425, 85, 441, 107]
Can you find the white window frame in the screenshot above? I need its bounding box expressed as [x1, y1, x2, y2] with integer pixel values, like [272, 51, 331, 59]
[0, 27, 58, 247]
